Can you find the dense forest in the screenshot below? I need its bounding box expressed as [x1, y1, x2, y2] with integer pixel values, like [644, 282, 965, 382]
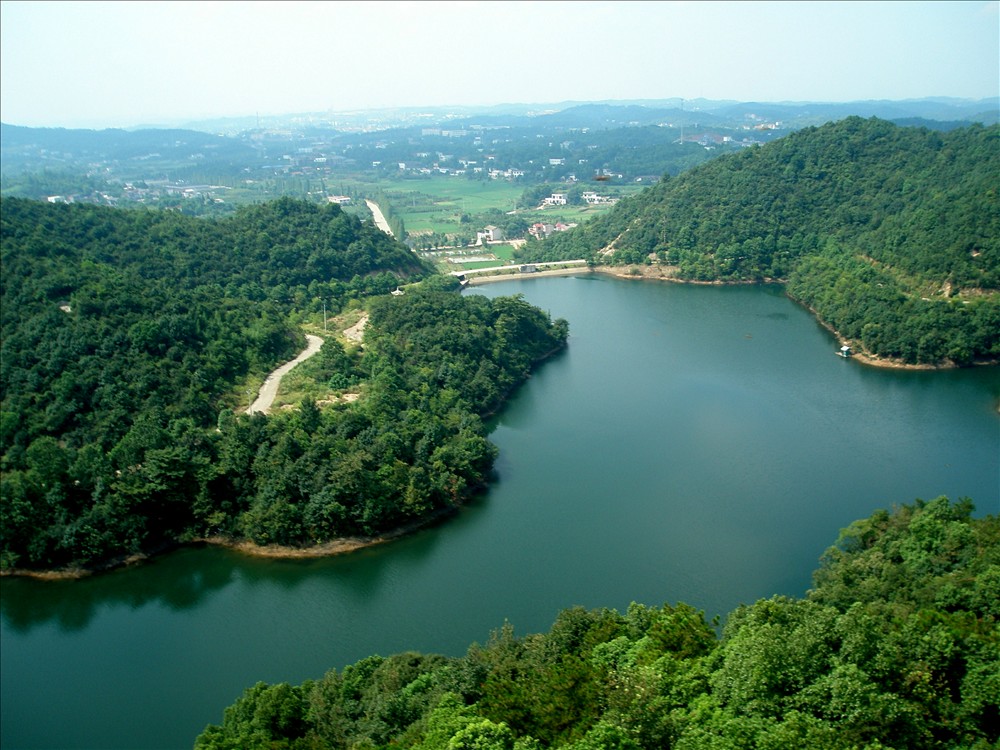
[0, 198, 567, 570]
[519, 118, 1000, 366]
[195, 496, 999, 750]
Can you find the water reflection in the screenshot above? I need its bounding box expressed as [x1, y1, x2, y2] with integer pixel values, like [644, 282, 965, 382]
[0, 500, 465, 633]
[1, 546, 237, 633]
[3, 279, 998, 750]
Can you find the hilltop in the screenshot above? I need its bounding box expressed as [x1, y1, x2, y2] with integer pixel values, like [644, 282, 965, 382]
[0, 197, 567, 573]
[522, 117, 1000, 366]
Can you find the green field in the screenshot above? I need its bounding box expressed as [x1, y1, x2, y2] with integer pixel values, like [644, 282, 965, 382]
[521, 204, 616, 224]
[491, 244, 516, 261]
[389, 178, 524, 212]
[331, 175, 648, 240]
[383, 178, 523, 234]
[454, 259, 510, 270]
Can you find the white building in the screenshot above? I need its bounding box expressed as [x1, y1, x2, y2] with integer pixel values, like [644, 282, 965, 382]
[476, 225, 504, 244]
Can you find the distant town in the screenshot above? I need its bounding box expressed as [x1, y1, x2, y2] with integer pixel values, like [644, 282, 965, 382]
[3, 97, 995, 255]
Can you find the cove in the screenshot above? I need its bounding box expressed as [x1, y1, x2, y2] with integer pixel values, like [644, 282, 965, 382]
[2, 276, 997, 750]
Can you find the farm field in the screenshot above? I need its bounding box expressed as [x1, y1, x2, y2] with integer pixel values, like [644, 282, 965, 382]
[450, 259, 511, 270]
[371, 175, 646, 237]
[382, 178, 522, 234]
[421, 244, 518, 272]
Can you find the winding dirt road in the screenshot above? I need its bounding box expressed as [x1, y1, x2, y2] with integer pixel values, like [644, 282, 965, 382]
[246, 334, 324, 415]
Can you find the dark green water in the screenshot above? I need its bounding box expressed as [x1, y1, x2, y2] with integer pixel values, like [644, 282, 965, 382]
[2, 277, 997, 750]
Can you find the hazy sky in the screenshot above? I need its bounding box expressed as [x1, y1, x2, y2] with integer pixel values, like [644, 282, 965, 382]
[1, 0, 997, 129]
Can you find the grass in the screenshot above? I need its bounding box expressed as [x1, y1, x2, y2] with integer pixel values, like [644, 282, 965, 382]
[390, 178, 650, 234]
[492, 245, 516, 261]
[315, 174, 649, 238]
[387, 178, 523, 212]
[521, 205, 608, 224]
[271, 311, 367, 411]
[382, 178, 523, 235]
[454, 260, 510, 270]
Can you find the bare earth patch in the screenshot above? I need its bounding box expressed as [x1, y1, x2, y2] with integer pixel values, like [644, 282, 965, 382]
[199, 506, 458, 560]
[316, 393, 360, 408]
[343, 314, 368, 342]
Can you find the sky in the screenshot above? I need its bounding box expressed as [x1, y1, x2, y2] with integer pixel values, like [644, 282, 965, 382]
[1, 0, 997, 129]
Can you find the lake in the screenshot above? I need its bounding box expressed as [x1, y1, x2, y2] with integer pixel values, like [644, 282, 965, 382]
[2, 276, 997, 749]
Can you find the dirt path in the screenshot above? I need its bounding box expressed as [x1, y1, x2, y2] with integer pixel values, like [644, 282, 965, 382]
[343, 314, 368, 343]
[246, 334, 324, 415]
[365, 200, 394, 237]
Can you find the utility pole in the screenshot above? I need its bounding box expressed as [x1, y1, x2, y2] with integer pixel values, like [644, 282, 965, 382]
[679, 99, 684, 146]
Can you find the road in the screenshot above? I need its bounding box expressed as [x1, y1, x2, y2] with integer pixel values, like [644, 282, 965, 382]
[365, 200, 394, 237]
[463, 266, 595, 285]
[246, 334, 324, 415]
[450, 259, 588, 276]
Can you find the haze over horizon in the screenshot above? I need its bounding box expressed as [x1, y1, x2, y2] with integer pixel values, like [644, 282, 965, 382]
[1, 0, 998, 130]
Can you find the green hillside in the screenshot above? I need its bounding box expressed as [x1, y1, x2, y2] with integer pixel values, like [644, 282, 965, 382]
[0, 198, 567, 571]
[196, 497, 999, 750]
[522, 118, 1000, 365]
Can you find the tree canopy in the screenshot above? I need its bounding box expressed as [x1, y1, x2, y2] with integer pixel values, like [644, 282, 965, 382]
[196, 497, 1000, 749]
[518, 118, 1000, 365]
[0, 198, 567, 570]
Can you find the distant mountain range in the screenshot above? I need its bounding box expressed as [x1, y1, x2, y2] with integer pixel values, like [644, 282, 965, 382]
[127, 96, 998, 134]
[440, 98, 999, 132]
[3, 97, 995, 143]
[2, 97, 996, 206]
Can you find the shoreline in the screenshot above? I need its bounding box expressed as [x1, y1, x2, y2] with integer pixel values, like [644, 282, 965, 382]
[1, 507, 460, 580]
[1, 338, 570, 581]
[565, 263, 990, 372]
[6, 270, 989, 580]
[199, 505, 458, 560]
[786, 295, 999, 371]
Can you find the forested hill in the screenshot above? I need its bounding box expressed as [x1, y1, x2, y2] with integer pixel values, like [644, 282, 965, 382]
[196, 497, 999, 750]
[0, 122, 257, 173]
[1, 198, 568, 571]
[1, 196, 429, 454]
[523, 117, 1000, 365]
[1, 195, 428, 293]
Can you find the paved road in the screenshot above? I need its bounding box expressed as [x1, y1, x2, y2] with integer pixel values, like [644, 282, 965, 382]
[246, 334, 324, 415]
[464, 266, 594, 285]
[450, 259, 588, 277]
[365, 200, 394, 237]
